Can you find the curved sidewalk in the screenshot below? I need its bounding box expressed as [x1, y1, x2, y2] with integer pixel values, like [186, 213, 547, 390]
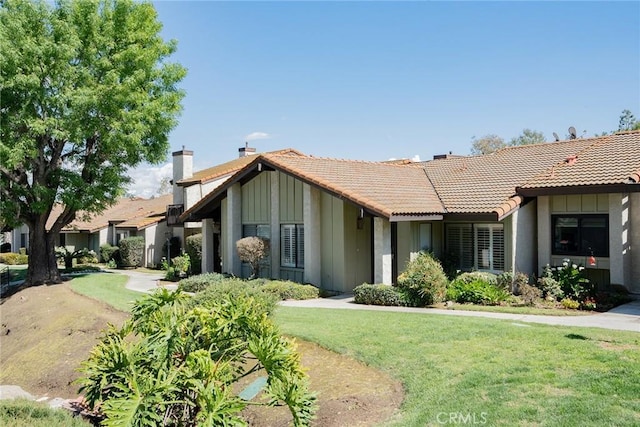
[280, 295, 640, 332]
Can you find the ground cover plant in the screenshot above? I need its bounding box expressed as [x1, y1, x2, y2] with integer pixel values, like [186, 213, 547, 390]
[275, 307, 640, 427]
[0, 399, 91, 427]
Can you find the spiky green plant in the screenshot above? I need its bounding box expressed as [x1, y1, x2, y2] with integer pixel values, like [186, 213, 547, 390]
[77, 289, 316, 426]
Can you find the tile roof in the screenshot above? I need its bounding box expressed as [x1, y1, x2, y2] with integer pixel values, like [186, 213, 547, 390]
[177, 148, 304, 186]
[48, 194, 172, 232]
[423, 138, 595, 216]
[519, 130, 640, 189]
[182, 131, 640, 222]
[262, 154, 445, 217]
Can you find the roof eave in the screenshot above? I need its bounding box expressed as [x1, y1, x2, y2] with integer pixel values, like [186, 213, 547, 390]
[517, 182, 640, 197]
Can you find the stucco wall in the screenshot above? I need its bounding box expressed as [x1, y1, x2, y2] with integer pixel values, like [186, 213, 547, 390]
[512, 200, 537, 275]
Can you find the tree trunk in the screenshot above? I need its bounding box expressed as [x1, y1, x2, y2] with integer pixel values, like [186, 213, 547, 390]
[26, 218, 61, 286]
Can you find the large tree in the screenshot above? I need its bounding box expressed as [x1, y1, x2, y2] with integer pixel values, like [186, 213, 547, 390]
[509, 128, 546, 146]
[470, 134, 506, 155]
[0, 0, 186, 285]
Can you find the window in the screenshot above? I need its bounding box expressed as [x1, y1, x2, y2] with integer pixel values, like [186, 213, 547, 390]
[552, 215, 608, 257]
[281, 224, 304, 268]
[446, 223, 504, 272]
[242, 224, 270, 240]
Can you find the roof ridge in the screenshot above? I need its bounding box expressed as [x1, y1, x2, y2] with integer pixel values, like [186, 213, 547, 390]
[264, 153, 424, 168]
[496, 135, 603, 153]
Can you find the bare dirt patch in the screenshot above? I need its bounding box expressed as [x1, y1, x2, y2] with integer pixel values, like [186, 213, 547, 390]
[0, 283, 403, 426]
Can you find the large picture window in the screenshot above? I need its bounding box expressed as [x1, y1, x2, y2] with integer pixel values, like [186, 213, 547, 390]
[552, 215, 608, 257]
[281, 224, 304, 268]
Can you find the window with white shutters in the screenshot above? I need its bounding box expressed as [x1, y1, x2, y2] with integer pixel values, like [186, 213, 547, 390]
[281, 224, 304, 268]
[446, 223, 504, 272]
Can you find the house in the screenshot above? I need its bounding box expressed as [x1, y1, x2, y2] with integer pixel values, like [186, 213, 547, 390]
[54, 195, 173, 267]
[179, 130, 640, 294]
[168, 145, 305, 269]
[8, 195, 172, 267]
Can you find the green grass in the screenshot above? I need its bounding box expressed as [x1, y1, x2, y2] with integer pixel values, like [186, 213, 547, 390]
[7, 265, 28, 282]
[275, 307, 640, 427]
[69, 272, 145, 312]
[442, 303, 592, 316]
[0, 399, 91, 427]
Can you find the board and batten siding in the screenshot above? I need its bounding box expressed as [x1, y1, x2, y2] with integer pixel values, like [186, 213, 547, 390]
[241, 173, 271, 224]
[279, 173, 303, 223]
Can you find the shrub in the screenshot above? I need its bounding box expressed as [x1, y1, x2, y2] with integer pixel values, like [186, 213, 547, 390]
[55, 246, 96, 269]
[78, 290, 316, 426]
[236, 236, 270, 278]
[497, 271, 530, 294]
[455, 271, 498, 286]
[0, 398, 91, 426]
[0, 253, 28, 265]
[447, 279, 511, 305]
[537, 276, 564, 301]
[354, 284, 406, 306]
[189, 278, 279, 316]
[185, 233, 202, 275]
[118, 236, 145, 267]
[178, 272, 227, 293]
[172, 253, 191, 276]
[519, 283, 542, 306]
[100, 244, 119, 263]
[561, 298, 580, 309]
[541, 260, 594, 301]
[396, 252, 448, 305]
[260, 280, 320, 300]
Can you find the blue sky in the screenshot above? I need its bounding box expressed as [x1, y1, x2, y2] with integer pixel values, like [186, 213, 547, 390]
[129, 1, 639, 196]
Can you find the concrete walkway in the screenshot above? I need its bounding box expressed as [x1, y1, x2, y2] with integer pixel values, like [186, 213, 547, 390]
[281, 294, 640, 332]
[106, 268, 167, 293]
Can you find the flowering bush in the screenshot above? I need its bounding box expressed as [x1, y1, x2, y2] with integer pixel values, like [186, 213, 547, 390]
[540, 259, 594, 302]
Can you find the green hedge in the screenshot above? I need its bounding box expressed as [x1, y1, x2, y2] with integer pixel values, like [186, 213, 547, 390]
[354, 284, 406, 306]
[446, 279, 511, 305]
[100, 244, 119, 263]
[118, 236, 144, 267]
[396, 252, 448, 305]
[185, 233, 202, 275]
[189, 278, 278, 315]
[178, 272, 227, 293]
[259, 280, 319, 300]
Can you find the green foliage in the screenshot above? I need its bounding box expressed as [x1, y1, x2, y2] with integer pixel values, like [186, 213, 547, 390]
[454, 271, 498, 286]
[117, 236, 144, 268]
[470, 134, 506, 155]
[0, 398, 91, 427]
[446, 279, 511, 305]
[178, 272, 227, 293]
[509, 128, 546, 146]
[78, 289, 316, 426]
[537, 276, 564, 301]
[172, 253, 190, 274]
[0, 0, 185, 285]
[163, 236, 181, 260]
[618, 109, 639, 131]
[260, 280, 320, 300]
[100, 244, 119, 263]
[70, 273, 142, 312]
[190, 278, 278, 315]
[354, 284, 407, 306]
[496, 271, 530, 293]
[396, 252, 448, 306]
[0, 252, 28, 265]
[541, 260, 594, 302]
[185, 233, 202, 275]
[55, 246, 96, 269]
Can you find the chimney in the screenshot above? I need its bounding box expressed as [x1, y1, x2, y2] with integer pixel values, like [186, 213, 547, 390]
[239, 142, 256, 158]
[172, 146, 193, 205]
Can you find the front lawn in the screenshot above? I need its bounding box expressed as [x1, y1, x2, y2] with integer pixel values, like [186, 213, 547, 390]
[275, 307, 640, 427]
[69, 272, 144, 312]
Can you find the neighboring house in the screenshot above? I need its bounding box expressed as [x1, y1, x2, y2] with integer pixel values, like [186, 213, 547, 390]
[50, 195, 173, 267]
[9, 195, 172, 267]
[179, 130, 640, 294]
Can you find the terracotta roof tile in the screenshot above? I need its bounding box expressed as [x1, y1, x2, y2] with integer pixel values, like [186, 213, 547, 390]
[178, 148, 305, 186]
[262, 154, 445, 217]
[48, 194, 172, 232]
[520, 130, 640, 189]
[423, 138, 595, 214]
